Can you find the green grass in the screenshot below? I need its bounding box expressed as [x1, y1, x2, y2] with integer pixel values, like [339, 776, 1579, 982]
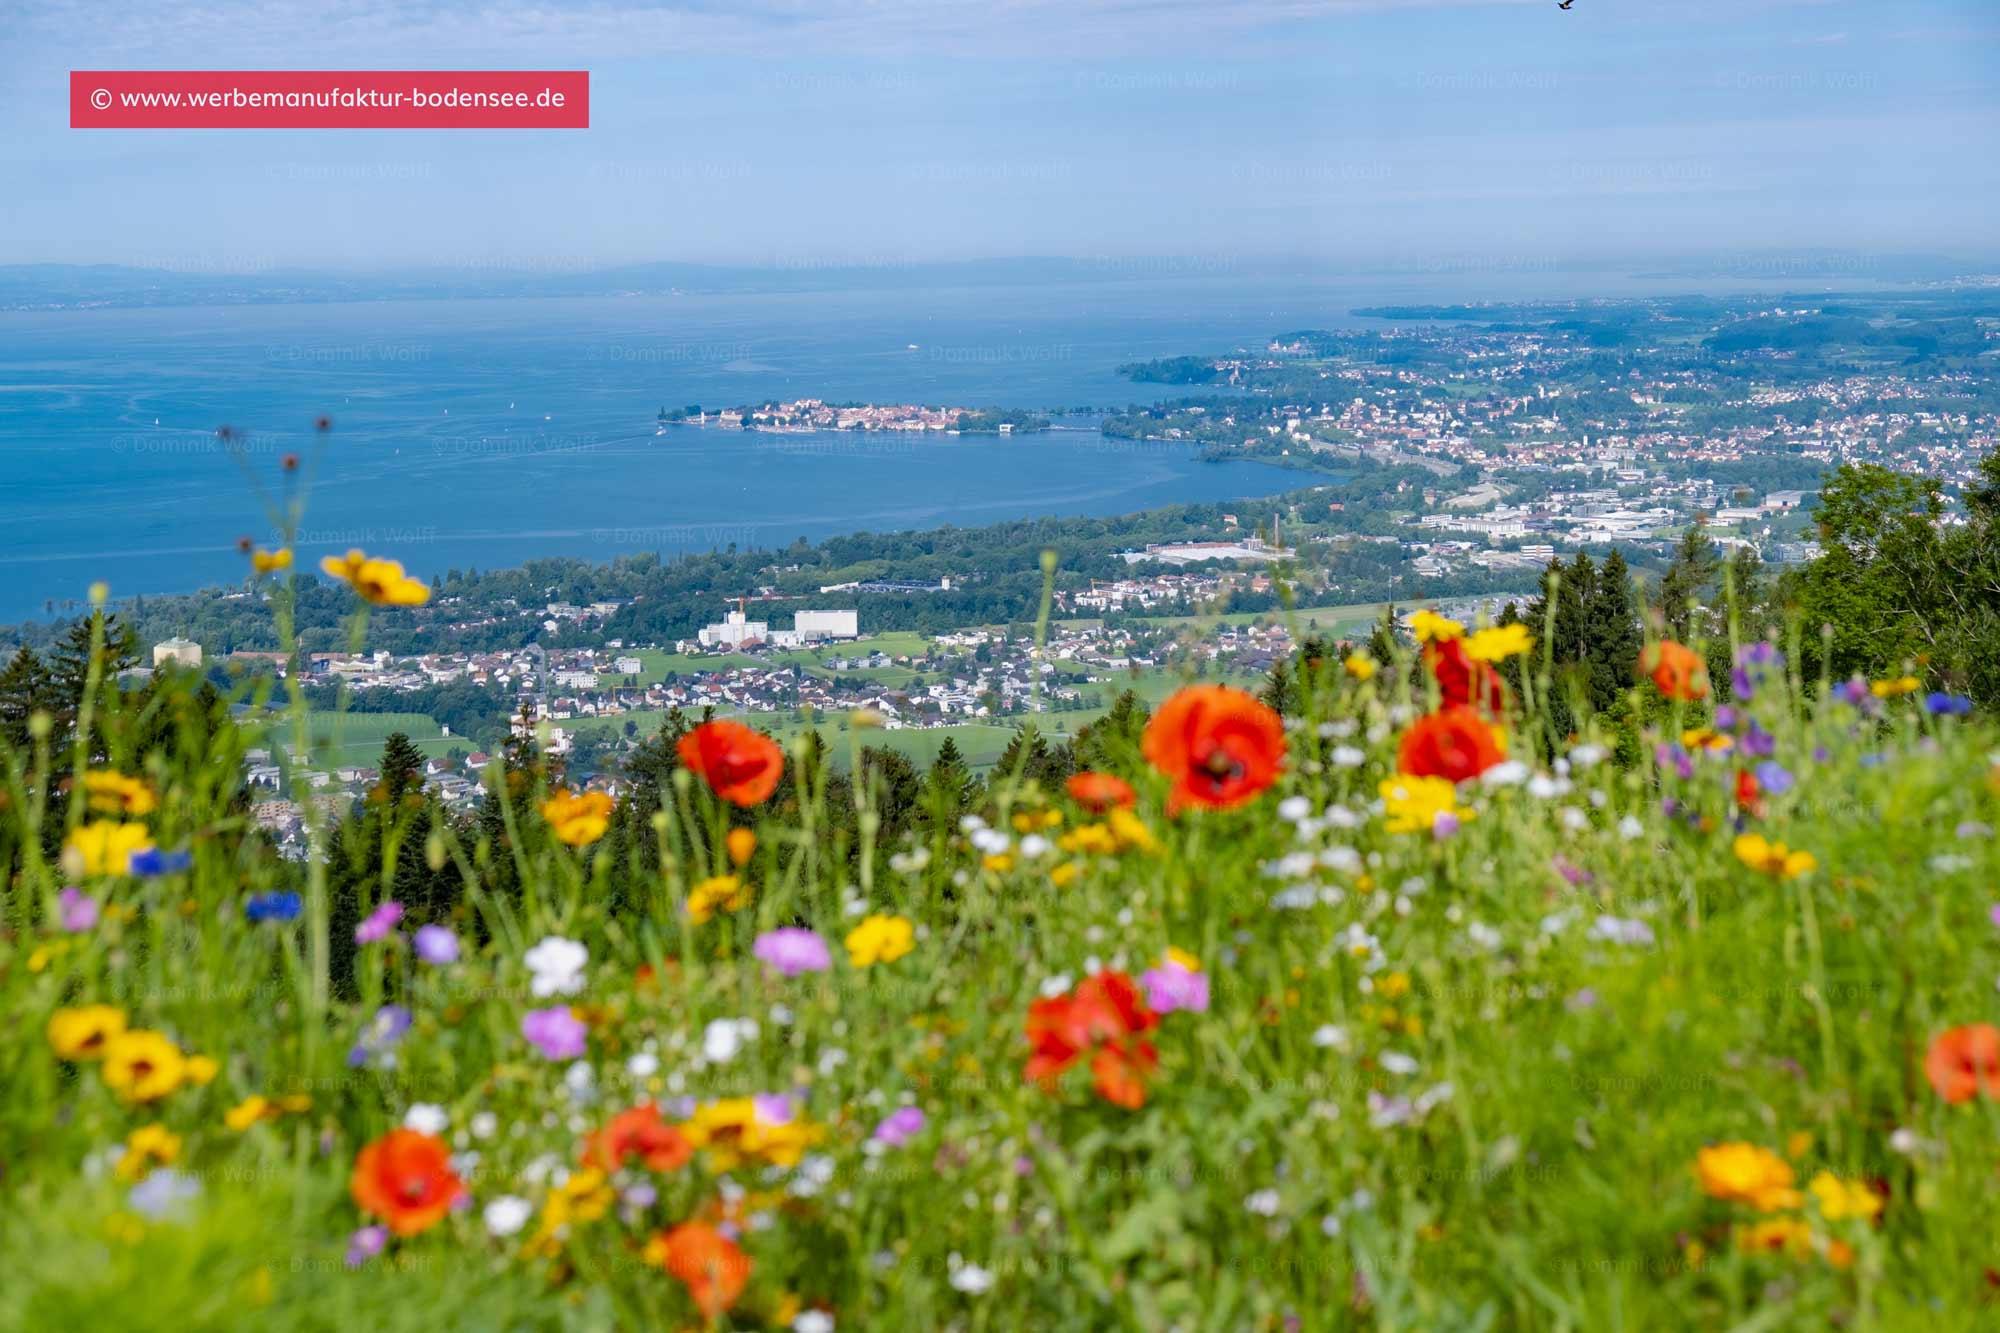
[241, 711, 464, 767]
[11, 616, 2000, 1329]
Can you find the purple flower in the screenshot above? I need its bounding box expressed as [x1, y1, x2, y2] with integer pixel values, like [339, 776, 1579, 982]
[1140, 961, 1211, 1015]
[355, 900, 404, 945]
[345, 1224, 388, 1268]
[1432, 811, 1460, 841]
[58, 887, 100, 932]
[522, 1005, 587, 1060]
[414, 924, 460, 965]
[1714, 705, 1738, 731]
[1552, 855, 1594, 888]
[753, 1092, 795, 1125]
[347, 1004, 412, 1068]
[1655, 743, 1695, 781]
[872, 1106, 927, 1147]
[752, 927, 831, 977]
[1739, 722, 1776, 759]
[1990, 904, 2000, 930]
[1754, 760, 1794, 796]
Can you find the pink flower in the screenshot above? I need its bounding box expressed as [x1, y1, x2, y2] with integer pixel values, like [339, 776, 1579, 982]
[752, 927, 831, 977]
[58, 887, 100, 932]
[522, 1006, 587, 1060]
[1140, 960, 1210, 1015]
[872, 1106, 926, 1146]
[355, 900, 404, 945]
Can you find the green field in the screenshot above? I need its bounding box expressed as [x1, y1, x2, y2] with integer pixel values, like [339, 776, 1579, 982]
[240, 710, 464, 767]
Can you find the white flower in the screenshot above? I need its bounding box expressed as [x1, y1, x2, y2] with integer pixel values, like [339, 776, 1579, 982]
[469, 1111, 498, 1140]
[1269, 886, 1319, 911]
[484, 1195, 533, 1237]
[970, 827, 1011, 855]
[794, 1313, 836, 1333]
[949, 1262, 995, 1295]
[524, 935, 588, 997]
[1929, 853, 1974, 874]
[1277, 796, 1313, 822]
[1559, 807, 1589, 832]
[1465, 921, 1503, 951]
[1569, 744, 1606, 769]
[703, 1017, 747, 1063]
[1324, 804, 1361, 829]
[1379, 1051, 1419, 1076]
[1018, 834, 1052, 859]
[816, 1046, 849, 1077]
[627, 1051, 660, 1079]
[564, 1062, 596, 1096]
[889, 846, 931, 874]
[1591, 915, 1654, 947]
[958, 814, 987, 833]
[1330, 745, 1366, 768]
[1320, 1214, 1342, 1237]
[1617, 814, 1644, 841]
[1318, 846, 1362, 874]
[403, 1103, 449, 1136]
[1038, 974, 1073, 998]
[1888, 1127, 1921, 1155]
[1526, 774, 1564, 799]
[1244, 1189, 1281, 1216]
[1481, 761, 1529, 787]
[1311, 1024, 1348, 1051]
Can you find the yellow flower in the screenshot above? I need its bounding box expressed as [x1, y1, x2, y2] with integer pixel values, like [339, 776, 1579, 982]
[1164, 946, 1201, 972]
[982, 853, 1014, 873]
[1870, 674, 1921, 698]
[1696, 1142, 1802, 1212]
[101, 1029, 188, 1103]
[1049, 861, 1081, 888]
[225, 1095, 274, 1131]
[185, 1054, 218, 1085]
[540, 789, 613, 846]
[681, 1098, 826, 1171]
[114, 1124, 182, 1182]
[64, 821, 155, 876]
[845, 914, 914, 967]
[1059, 823, 1118, 856]
[1734, 1216, 1813, 1259]
[1378, 776, 1466, 835]
[83, 772, 158, 816]
[319, 549, 430, 606]
[47, 1004, 128, 1061]
[1409, 609, 1464, 643]
[1808, 1172, 1882, 1223]
[686, 874, 751, 925]
[1464, 623, 1532, 663]
[250, 546, 293, 574]
[1343, 652, 1377, 681]
[1106, 808, 1158, 854]
[1681, 727, 1733, 753]
[1733, 832, 1817, 879]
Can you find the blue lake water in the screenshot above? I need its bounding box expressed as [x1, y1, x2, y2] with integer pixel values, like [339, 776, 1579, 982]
[0, 269, 1865, 620]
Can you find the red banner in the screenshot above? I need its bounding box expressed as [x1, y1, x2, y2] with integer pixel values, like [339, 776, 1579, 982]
[70, 71, 589, 129]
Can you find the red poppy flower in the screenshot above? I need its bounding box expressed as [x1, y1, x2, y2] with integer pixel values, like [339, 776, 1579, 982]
[677, 720, 784, 807]
[1733, 768, 1762, 815]
[1397, 706, 1507, 783]
[1425, 637, 1507, 712]
[1641, 641, 1708, 701]
[1066, 770, 1136, 813]
[1926, 1024, 2000, 1104]
[584, 1103, 694, 1174]
[1141, 685, 1286, 814]
[349, 1128, 465, 1236]
[1025, 970, 1161, 1108]
[659, 1221, 751, 1319]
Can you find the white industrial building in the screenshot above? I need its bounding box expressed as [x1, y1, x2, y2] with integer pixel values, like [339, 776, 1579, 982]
[696, 607, 859, 651]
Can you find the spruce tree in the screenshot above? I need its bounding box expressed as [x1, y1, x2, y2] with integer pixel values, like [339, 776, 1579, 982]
[1583, 549, 1642, 713]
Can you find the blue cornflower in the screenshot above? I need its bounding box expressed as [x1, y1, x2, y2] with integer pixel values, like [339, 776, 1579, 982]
[245, 891, 303, 923]
[128, 847, 193, 876]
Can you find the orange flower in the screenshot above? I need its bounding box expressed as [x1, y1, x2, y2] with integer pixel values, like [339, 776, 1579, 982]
[678, 720, 784, 807]
[1397, 706, 1506, 783]
[725, 827, 757, 867]
[349, 1129, 464, 1236]
[1025, 970, 1161, 1109]
[1733, 768, 1763, 816]
[1641, 641, 1708, 701]
[1066, 770, 1136, 813]
[1424, 636, 1507, 712]
[1140, 685, 1285, 814]
[1925, 1024, 2000, 1104]
[657, 1221, 751, 1319]
[584, 1103, 694, 1174]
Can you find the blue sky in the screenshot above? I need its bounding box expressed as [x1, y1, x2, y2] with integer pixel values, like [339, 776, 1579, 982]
[1, 0, 1995, 269]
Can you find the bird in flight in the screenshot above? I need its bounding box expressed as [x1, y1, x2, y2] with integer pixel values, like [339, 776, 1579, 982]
[1559, 0, 1574, 8]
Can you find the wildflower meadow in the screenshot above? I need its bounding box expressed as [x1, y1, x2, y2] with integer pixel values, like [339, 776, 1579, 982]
[4, 508, 1999, 1330]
